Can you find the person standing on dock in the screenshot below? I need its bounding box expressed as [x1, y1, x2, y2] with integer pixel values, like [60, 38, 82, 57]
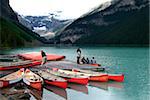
[76, 48, 82, 64]
[41, 50, 47, 66]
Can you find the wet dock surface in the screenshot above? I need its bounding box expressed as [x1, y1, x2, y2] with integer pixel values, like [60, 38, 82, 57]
[32, 60, 104, 71]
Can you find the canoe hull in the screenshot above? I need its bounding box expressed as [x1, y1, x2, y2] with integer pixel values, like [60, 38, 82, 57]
[0, 80, 9, 88]
[72, 69, 108, 82]
[90, 64, 101, 67]
[65, 78, 88, 85]
[23, 78, 42, 90]
[23, 69, 43, 90]
[108, 74, 124, 82]
[45, 79, 67, 89]
[89, 75, 108, 82]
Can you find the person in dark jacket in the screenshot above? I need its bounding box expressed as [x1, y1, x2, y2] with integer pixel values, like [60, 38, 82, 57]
[86, 57, 90, 64]
[76, 48, 82, 64]
[41, 50, 47, 66]
[81, 57, 87, 64]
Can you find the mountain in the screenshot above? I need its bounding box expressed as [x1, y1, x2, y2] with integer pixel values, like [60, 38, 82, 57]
[17, 14, 34, 30]
[24, 16, 72, 39]
[55, 0, 149, 46]
[0, 0, 18, 22]
[0, 0, 47, 48]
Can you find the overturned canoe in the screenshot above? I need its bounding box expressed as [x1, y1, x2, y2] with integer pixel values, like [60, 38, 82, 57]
[46, 69, 88, 85]
[0, 60, 41, 71]
[38, 70, 67, 89]
[61, 69, 108, 82]
[0, 68, 24, 88]
[108, 74, 124, 82]
[18, 52, 65, 61]
[23, 69, 43, 90]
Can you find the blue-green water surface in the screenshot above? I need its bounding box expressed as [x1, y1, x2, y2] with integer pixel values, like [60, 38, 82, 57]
[1, 46, 149, 100]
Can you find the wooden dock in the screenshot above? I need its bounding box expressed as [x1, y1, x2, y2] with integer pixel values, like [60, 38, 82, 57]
[34, 60, 103, 71]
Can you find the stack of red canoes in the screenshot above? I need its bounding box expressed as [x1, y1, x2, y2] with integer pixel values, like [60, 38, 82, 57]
[18, 52, 65, 61]
[0, 52, 66, 71]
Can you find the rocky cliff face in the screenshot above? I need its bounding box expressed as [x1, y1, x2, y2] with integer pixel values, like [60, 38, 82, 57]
[55, 0, 149, 45]
[0, 0, 18, 22]
[17, 14, 34, 30]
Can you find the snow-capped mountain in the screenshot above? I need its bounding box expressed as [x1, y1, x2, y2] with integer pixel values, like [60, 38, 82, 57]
[17, 14, 72, 40]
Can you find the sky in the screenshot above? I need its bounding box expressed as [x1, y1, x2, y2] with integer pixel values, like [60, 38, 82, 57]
[10, 0, 111, 20]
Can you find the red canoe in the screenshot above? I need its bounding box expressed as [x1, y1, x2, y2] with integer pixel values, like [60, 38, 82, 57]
[0, 60, 41, 71]
[89, 64, 101, 67]
[72, 68, 108, 82]
[18, 52, 65, 61]
[38, 70, 67, 89]
[72, 68, 124, 82]
[0, 69, 24, 88]
[89, 75, 108, 82]
[108, 74, 124, 82]
[46, 69, 88, 85]
[23, 69, 43, 90]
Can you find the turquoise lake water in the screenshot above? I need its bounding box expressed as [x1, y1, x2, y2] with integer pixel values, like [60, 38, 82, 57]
[1, 46, 149, 100]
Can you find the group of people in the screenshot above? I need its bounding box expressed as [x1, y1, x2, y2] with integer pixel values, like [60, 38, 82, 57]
[76, 48, 97, 64]
[40, 48, 97, 66]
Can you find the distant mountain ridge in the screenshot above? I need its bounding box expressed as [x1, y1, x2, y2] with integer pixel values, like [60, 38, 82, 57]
[55, 0, 149, 45]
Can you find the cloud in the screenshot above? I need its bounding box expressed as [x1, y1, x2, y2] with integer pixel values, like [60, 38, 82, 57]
[10, 0, 111, 19]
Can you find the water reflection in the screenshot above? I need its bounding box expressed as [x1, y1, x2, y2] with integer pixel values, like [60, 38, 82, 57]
[68, 83, 88, 94]
[0, 82, 30, 100]
[89, 81, 108, 90]
[44, 85, 67, 100]
[0, 81, 124, 100]
[28, 86, 43, 100]
[89, 81, 123, 91]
